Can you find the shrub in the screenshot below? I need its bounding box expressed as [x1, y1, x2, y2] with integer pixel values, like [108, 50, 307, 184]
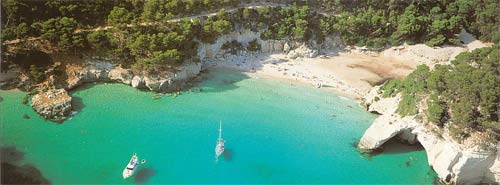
[425, 35, 446, 47]
[397, 92, 418, 117]
[426, 93, 446, 126]
[380, 79, 402, 97]
[247, 39, 261, 52]
[366, 38, 387, 51]
[86, 30, 109, 50]
[260, 30, 273, 40]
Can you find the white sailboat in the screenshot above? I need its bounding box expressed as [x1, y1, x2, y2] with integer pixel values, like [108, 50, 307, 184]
[122, 153, 139, 179]
[215, 121, 225, 158]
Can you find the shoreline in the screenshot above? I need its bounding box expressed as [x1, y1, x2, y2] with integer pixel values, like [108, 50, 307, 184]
[204, 52, 421, 100]
[206, 66, 362, 100]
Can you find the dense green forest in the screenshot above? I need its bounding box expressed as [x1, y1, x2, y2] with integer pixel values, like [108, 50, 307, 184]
[1, 0, 323, 73]
[380, 45, 500, 143]
[2, 0, 499, 73]
[318, 0, 500, 47]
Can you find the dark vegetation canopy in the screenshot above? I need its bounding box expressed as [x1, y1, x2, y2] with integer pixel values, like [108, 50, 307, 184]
[2, 0, 499, 72]
[319, 0, 500, 48]
[1, 0, 324, 73]
[1, 0, 499, 141]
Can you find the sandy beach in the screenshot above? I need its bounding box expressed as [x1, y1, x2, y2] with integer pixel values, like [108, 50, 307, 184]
[206, 53, 418, 99]
[205, 30, 490, 100]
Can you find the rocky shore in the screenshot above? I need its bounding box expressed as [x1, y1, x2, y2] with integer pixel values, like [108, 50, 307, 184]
[61, 58, 202, 92]
[14, 58, 202, 122]
[359, 87, 500, 184]
[31, 89, 72, 122]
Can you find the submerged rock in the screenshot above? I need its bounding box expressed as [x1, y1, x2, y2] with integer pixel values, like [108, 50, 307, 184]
[31, 89, 72, 122]
[1, 163, 51, 184]
[22, 114, 30, 119]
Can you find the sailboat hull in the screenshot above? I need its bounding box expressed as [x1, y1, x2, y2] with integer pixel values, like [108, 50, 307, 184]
[215, 122, 225, 157]
[215, 140, 225, 157]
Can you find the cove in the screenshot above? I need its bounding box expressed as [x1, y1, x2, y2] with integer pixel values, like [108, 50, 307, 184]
[0, 71, 437, 184]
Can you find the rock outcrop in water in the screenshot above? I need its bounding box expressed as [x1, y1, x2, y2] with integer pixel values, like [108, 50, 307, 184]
[32, 58, 202, 123]
[359, 86, 500, 184]
[31, 89, 72, 122]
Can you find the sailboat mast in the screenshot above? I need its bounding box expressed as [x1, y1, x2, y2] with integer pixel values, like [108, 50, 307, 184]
[218, 121, 222, 140]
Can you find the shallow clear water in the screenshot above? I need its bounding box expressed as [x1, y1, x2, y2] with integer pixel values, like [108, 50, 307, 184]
[1, 71, 437, 184]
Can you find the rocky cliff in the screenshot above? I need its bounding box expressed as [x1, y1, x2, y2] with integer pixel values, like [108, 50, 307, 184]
[197, 29, 339, 68]
[62, 57, 202, 92]
[31, 88, 72, 122]
[359, 86, 500, 184]
[27, 57, 202, 122]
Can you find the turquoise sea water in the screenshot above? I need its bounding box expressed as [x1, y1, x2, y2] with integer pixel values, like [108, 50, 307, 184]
[1, 71, 437, 184]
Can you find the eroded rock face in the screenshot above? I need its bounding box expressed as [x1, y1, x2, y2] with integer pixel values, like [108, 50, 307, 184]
[141, 62, 202, 92]
[131, 76, 144, 89]
[415, 127, 500, 184]
[287, 44, 319, 59]
[261, 39, 286, 53]
[31, 89, 72, 122]
[64, 59, 132, 89]
[64, 59, 201, 93]
[196, 29, 326, 64]
[143, 76, 169, 92]
[359, 86, 500, 184]
[173, 62, 202, 81]
[108, 66, 133, 85]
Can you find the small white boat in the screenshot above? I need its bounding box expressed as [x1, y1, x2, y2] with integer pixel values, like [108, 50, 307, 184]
[122, 153, 139, 179]
[215, 121, 225, 158]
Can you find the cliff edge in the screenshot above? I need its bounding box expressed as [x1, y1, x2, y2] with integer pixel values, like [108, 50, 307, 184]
[359, 86, 500, 184]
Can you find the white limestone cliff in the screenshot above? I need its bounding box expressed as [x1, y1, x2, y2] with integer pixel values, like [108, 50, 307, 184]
[63, 58, 201, 92]
[359, 86, 500, 184]
[196, 29, 338, 68]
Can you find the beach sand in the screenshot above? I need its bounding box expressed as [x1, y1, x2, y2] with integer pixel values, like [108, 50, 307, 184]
[207, 53, 419, 99]
[206, 30, 490, 100]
